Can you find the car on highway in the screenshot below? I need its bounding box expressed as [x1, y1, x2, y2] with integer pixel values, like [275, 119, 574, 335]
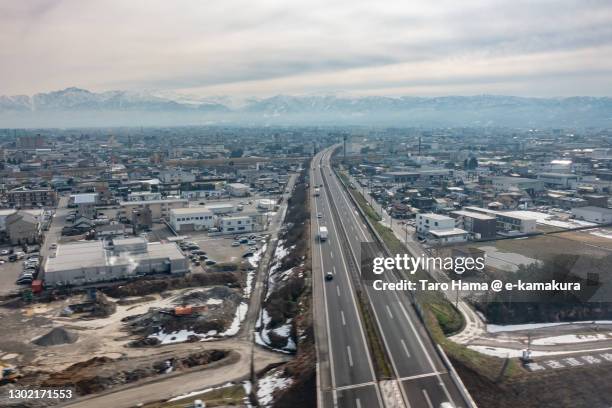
[317, 213, 323, 218]
[325, 272, 334, 281]
[49, 243, 57, 250]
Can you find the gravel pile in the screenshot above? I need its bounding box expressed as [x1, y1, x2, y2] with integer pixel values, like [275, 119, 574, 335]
[32, 327, 78, 346]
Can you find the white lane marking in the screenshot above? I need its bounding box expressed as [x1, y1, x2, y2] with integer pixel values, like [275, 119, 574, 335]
[400, 339, 411, 358]
[330, 251, 334, 259]
[341, 310, 346, 326]
[398, 372, 446, 382]
[336, 285, 341, 297]
[386, 305, 394, 319]
[334, 381, 377, 391]
[356, 398, 362, 408]
[333, 266, 336, 273]
[347, 346, 353, 367]
[422, 389, 434, 408]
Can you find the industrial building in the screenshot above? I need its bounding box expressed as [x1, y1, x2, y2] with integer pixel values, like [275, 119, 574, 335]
[43, 237, 188, 287]
[572, 206, 612, 224]
[226, 183, 250, 197]
[170, 207, 215, 232]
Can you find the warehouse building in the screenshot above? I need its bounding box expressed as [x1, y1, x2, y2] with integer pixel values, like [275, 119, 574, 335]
[170, 207, 215, 232]
[43, 237, 188, 287]
[572, 206, 612, 224]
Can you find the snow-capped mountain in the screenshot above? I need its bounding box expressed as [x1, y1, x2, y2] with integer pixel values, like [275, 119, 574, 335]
[0, 87, 611, 128]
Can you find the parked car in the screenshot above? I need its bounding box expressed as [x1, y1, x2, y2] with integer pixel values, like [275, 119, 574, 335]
[205, 260, 216, 266]
[231, 241, 240, 247]
[242, 252, 254, 258]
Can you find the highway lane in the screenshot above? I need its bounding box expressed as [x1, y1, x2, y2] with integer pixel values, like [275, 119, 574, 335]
[310, 152, 383, 408]
[320, 147, 469, 408]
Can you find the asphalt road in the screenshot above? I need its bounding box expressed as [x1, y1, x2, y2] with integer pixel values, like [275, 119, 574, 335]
[316, 147, 470, 408]
[311, 151, 384, 408]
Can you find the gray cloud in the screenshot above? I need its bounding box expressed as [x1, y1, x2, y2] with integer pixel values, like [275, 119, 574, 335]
[0, 0, 611, 97]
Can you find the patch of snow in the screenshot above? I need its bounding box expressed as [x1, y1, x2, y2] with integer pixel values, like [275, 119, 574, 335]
[248, 243, 267, 268]
[531, 333, 611, 346]
[149, 329, 197, 345]
[206, 298, 223, 305]
[257, 369, 293, 407]
[244, 270, 255, 298]
[469, 345, 612, 358]
[220, 302, 248, 337]
[487, 321, 612, 333]
[167, 382, 234, 402]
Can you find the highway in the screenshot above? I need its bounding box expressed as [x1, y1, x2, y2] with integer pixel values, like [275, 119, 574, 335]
[311, 150, 384, 408]
[313, 146, 472, 408]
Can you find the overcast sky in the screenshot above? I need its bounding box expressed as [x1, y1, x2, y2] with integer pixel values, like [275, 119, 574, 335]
[2, 0, 612, 98]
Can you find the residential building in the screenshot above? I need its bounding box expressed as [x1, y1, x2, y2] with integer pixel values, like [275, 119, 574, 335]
[7, 186, 57, 208]
[219, 215, 253, 233]
[416, 213, 455, 236]
[119, 198, 188, 221]
[450, 210, 497, 239]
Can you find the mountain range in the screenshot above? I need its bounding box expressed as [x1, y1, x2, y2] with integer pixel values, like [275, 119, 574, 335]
[1, 87, 611, 128]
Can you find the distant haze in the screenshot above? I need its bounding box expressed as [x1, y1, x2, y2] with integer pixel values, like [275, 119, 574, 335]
[1, 1, 612, 99]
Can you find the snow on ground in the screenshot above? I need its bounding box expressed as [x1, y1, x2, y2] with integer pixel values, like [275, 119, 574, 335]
[469, 345, 612, 358]
[255, 314, 296, 353]
[149, 302, 250, 343]
[167, 382, 234, 402]
[148, 329, 198, 345]
[248, 243, 267, 268]
[244, 270, 255, 298]
[206, 298, 222, 305]
[257, 368, 293, 407]
[242, 381, 253, 408]
[488, 321, 612, 333]
[221, 302, 249, 336]
[531, 333, 611, 346]
[590, 229, 612, 239]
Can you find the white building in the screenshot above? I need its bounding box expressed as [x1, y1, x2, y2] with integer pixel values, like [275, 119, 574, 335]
[170, 207, 215, 232]
[427, 228, 469, 245]
[71, 193, 98, 219]
[127, 191, 162, 201]
[44, 238, 188, 287]
[159, 169, 196, 184]
[205, 202, 237, 215]
[226, 183, 250, 197]
[416, 213, 455, 235]
[219, 216, 253, 233]
[572, 206, 612, 224]
[464, 207, 537, 234]
[491, 176, 544, 193]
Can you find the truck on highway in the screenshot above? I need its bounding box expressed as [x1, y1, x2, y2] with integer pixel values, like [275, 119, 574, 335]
[314, 187, 320, 197]
[319, 226, 328, 241]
